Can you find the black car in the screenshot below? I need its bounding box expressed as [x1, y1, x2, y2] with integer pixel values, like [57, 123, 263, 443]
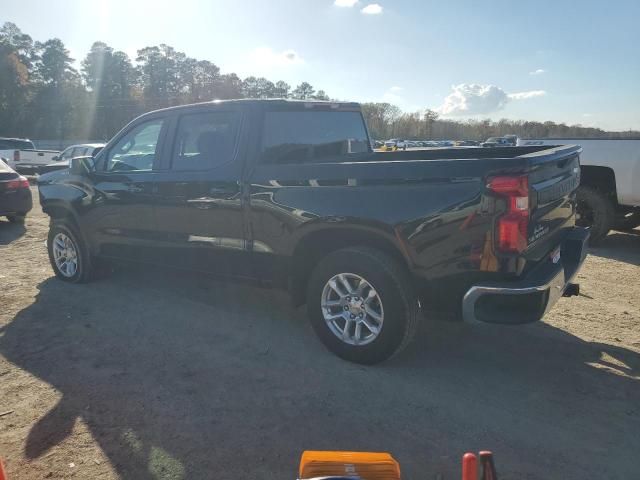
[38, 99, 588, 364]
[0, 160, 32, 223]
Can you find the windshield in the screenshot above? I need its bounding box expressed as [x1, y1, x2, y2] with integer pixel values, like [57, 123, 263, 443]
[1, 3, 639, 480]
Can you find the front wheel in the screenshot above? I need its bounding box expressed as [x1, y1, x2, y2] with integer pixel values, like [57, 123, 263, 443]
[47, 222, 94, 283]
[306, 247, 420, 364]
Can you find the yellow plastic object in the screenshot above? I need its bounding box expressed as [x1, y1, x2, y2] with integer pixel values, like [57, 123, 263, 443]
[299, 450, 401, 479]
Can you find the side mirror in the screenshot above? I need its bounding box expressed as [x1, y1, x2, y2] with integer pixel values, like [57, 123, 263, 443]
[70, 156, 95, 175]
[52, 155, 60, 161]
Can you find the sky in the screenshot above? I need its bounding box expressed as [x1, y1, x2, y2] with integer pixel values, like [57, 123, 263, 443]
[3, 0, 640, 131]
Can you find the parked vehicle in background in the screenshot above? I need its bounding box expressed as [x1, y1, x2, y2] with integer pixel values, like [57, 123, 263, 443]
[518, 138, 640, 243]
[395, 139, 409, 149]
[381, 139, 409, 151]
[39, 143, 105, 174]
[39, 99, 588, 364]
[0, 137, 59, 174]
[503, 135, 518, 146]
[481, 137, 512, 147]
[0, 159, 32, 223]
[454, 140, 480, 147]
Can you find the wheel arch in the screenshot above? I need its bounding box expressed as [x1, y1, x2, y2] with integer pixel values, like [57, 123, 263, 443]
[289, 225, 411, 306]
[580, 165, 618, 206]
[41, 201, 80, 226]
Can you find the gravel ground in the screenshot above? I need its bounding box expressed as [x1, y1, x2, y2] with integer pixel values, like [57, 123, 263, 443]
[1, 187, 639, 480]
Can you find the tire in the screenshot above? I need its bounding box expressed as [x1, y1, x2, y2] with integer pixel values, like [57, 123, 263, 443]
[614, 212, 640, 232]
[306, 246, 420, 365]
[576, 186, 614, 245]
[47, 221, 94, 283]
[7, 214, 25, 224]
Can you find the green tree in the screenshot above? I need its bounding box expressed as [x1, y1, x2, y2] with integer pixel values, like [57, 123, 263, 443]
[0, 23, 34, 135]
[31, 38, 82, 140]
[313, 89, 329, 101]
[292, 81, 315, 100]
[136, 44, 186, 109]
[180, 59, 220, 102]
[273, 80, 291, 98]
[216, 73, 243, 99]
[423, 109, 438, 139]
[82, 42, 139, 139]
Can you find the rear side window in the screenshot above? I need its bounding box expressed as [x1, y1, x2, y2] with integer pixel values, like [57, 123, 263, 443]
[171, 111, 239, 171]
[261, 111, 369, 164]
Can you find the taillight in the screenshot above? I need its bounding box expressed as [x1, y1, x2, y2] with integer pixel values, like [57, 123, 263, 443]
[6, 176, 30, 190]
[13, 150, 20, 162]
[488, 175, 529, 253]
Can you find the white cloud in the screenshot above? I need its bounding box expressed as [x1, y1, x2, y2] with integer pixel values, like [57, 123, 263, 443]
[389, 86, 402, 92]
[529, 68, 546, 75]
[508, 90, 546, 100]
[249, 47, 304, 68]
[438, 83, 546, 115]
[438, 84, 509, 115]
[334, 0, 358, 6]
[361, 3, 383, 14]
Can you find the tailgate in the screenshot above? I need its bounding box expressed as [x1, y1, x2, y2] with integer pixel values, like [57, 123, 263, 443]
[526, 146, 581, 258]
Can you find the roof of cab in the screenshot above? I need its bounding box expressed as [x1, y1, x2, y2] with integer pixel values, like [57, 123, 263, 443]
[139, 98, 362, 118]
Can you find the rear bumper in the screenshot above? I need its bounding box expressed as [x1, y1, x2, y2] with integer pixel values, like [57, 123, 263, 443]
[0, 188, 33, 217]
[462, 227, 589, 324]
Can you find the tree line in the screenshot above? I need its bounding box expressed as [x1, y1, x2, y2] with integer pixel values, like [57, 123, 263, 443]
[361, 103, 640, 141]
[1, 22, 637, 143]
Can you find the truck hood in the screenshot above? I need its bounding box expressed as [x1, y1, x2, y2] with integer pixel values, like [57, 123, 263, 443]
[37, 167, 70, 185]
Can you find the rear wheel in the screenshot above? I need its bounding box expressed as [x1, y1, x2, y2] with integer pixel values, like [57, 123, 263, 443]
[306, 247, 420, 364]
[47, 221, 94, 283]
[576, 186, 614, 245]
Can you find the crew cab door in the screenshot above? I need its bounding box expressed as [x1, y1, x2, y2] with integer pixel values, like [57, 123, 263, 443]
[86, 115, 169, 261]
[150, 107, 251, 278]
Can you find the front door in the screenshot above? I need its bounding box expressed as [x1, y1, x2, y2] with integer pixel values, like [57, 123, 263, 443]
[85, 116, 168, 262]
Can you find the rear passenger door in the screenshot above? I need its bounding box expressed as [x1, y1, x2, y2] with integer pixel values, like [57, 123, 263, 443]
[151, 108, 251, 278]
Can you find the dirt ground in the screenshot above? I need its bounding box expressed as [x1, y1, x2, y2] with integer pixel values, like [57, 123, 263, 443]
[1, 187, 639, 480]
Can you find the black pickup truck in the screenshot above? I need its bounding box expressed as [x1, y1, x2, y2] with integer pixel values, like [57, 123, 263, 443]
[38, 99, 588, 364]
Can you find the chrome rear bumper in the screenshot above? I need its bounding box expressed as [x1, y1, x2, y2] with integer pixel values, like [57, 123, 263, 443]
[462, 227, 589, 324]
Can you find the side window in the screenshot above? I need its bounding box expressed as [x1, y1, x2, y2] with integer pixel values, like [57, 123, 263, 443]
[60, 147, 75, 160]
[71, 147, 87, 158]
[261, 111, 370, 164]
[106, 119, 164, 172]
[171, 111, 239, 171]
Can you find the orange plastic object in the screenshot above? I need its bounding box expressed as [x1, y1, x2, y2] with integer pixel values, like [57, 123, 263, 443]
[462, 453, 478, 480]
[0, 458, 7, 480]
[299, 450, 400, 480]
